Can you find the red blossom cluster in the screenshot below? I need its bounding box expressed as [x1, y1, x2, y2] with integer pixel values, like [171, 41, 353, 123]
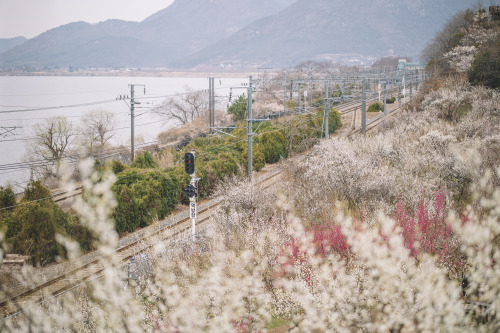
[395, 189, 465, 269]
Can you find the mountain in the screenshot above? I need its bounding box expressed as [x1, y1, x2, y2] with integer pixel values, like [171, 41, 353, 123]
[0, 37, 27, 54]
[0, 0, 295, 68]
[174, 0, 478, 68]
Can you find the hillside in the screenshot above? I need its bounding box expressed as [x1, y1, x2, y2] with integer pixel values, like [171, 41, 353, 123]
[0, 37, 26, 54]
[0, 0, 479, 69]
[175, 0, 478, 68]
[0, 0, 295, 68]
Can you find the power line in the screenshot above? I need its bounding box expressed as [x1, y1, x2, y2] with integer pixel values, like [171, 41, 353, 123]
[0, 99, 119, 114]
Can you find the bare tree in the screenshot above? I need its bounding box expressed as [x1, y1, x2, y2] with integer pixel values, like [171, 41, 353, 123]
[154, 87, 209, 126]
[421, 10, 475, 63]
[79, 109, 117, 155]
[26, 116, 74, 182]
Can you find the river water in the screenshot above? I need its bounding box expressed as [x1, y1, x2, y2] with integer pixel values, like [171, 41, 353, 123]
[0, 75, 245, 191]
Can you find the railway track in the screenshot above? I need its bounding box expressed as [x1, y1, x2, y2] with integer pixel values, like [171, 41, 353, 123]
[1, 96, 403, 317]
[48, 97, 367, 205]
[0, 167, 283, 317]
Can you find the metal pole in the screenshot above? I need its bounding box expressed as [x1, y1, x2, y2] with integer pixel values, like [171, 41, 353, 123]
[342, 78, 346, 102]
[298, 83, 301, 112]
[373, 78, 377, 100]
[384, 83, 387, 116]
[324, 81, 329, 139]
[130, 85, 135, 162]
[208, 78, 212, 131]
[309, 71, 313, 106]
[398, 79, 402, 108]
[209, 78, 213, 132]
[248, 76, 253, 183]
[410, 77, 413, 102]
[212, 78, 215, 129]
[283, 72, 287, 116]
[362, 78, 366, 135]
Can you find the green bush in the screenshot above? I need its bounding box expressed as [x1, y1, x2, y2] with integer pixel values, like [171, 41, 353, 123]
[112, 170, 178, 233]
[328, 108, 342, 134]
[228, 95, 248, 122]
[242, 144, 266, 172]
[259, 131, 288, 164]
[286, 100, 298, 109]
[1, 181, 91, 266]
[368, 103, 382, 112]
[469, 49, 500, 90]
[209, 152, 240, 181]
[23, 181, 51, 201]
[385, 97, 396, 104]
[131, 151, 158, 169]
[110, 159, 125, 174]
[0, 186, 15, 218]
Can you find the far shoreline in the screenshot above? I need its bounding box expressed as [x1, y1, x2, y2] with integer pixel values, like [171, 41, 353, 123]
[0, 70, 262, 78]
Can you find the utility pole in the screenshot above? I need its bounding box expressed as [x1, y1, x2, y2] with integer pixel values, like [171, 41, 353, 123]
[298, 83, 302, 112]
[209, 78, 215, 133]
[398, 79, 402, 108]
[211, 77, 215, 130]
[131, 85, 135, 162]
[209, 78, 212, 132]
[324, 81, 329, 139]
[127, 84, 145, 162]
[247, 76, 253, 182]
[283, 71, 287, 116]
[383, 82, 387, 116]
[410, 76, 413, 102]
[362, 78, 366, 135]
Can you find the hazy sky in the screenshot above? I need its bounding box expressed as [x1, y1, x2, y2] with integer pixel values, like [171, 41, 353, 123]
[0, 0, 175, 39]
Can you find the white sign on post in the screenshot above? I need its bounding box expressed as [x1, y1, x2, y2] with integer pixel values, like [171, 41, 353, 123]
[190, 202, 197, 219]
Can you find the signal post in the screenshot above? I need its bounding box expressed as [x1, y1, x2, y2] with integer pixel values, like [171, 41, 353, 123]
[183, 150, 198, 240]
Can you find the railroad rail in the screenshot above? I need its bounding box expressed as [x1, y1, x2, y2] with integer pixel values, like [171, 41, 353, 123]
[0, 167, 283, 317]
[0, 95, 405, 317]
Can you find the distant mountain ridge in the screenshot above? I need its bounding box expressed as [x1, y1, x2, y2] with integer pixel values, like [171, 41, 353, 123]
[175, 0, 478, 68]
[0, 37, 27, 54]
[0, 0, 479, 69]
[0, 0, 295, 68]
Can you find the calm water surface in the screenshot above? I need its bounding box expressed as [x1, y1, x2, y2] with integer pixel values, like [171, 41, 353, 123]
[0, 76, 244, 191]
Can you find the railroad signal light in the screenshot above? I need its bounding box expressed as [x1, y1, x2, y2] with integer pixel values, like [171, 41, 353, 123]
[183, 184, 196, 198]
[184, 152, 195, 175]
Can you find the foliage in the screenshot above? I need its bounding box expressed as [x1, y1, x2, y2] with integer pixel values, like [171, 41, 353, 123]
[469, 48, 500, 89]
[242, 144, 266, 172]
[395, 189, 464, 270]
[110, 159, 125, 174]
[130, 151, 158, 169]
[386, 97, 396, 104]
[368, 102, 382, 112]
[423, 8, 500, 91]
[22, 180, 51, 201]
[1, 181, 92, 265]
[0, 186, 16, 217]
[327, 108, 342, 134]
[227, 95, 248, 122]
[112, 170, 178, 233]
[259, 131, 288, 164]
